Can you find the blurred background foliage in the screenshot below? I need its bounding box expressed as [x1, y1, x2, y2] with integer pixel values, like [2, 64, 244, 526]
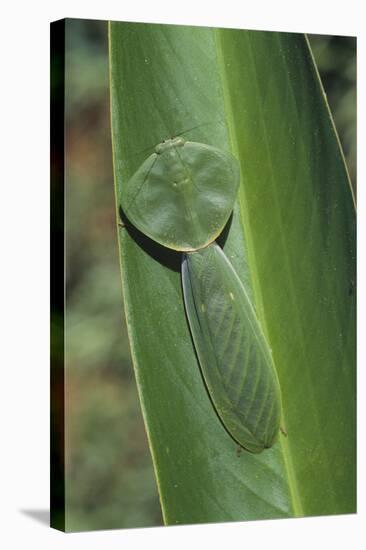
[64, 19, 162, 530]
[309, 34, 356, 187]
[63, 19, 356, 531]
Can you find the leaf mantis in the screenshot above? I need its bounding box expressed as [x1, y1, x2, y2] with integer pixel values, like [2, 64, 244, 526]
[120, 137, 283, 453]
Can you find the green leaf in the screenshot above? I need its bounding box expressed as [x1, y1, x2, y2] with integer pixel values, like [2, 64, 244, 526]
[109, 22, 356, 524]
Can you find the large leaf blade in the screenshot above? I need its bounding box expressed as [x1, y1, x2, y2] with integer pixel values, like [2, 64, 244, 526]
[216, 29, 356, 515]
[109, 22, 355, 524]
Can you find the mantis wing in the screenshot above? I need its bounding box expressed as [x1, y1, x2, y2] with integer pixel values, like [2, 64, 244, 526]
[182, 242, 282, 453]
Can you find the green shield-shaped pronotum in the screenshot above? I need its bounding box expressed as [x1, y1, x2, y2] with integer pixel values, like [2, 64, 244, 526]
[121, 137, 282, 453]
[121, 137, 240, 251]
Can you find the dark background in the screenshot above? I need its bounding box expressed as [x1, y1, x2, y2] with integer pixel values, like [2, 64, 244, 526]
[62, 19, 356, 531]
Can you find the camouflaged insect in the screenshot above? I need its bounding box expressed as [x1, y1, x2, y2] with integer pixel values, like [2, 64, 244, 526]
[121, 137, 282, 453]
